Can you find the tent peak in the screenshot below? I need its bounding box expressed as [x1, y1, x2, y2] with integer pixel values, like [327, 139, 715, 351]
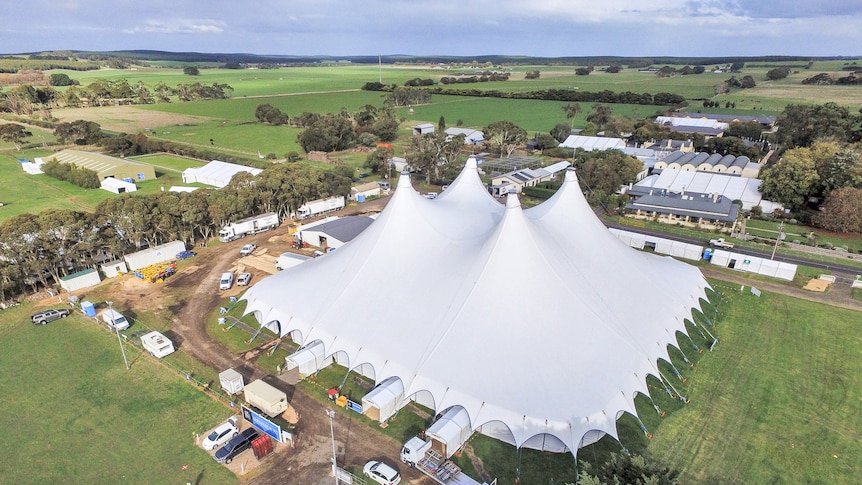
[564, 167, 579, 183]
[464, 156, 477, 170]
[397, 171, 412, 188]
[505, 191, 521, 209]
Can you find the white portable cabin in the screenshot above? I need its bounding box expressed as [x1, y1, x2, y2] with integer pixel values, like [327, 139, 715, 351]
[59, 268, 102, 292]
[219, 368, 245, 394]
[284, 340, 331, 380]
[361, 376, 404, 423]
[124, 241, 187, 270]
[426, 406, 473, 459]
[141, 331, 175, 358]
[100, 260, 128, 278]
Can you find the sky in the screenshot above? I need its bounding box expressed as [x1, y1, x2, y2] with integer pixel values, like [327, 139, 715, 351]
[2, 1, 862, 58]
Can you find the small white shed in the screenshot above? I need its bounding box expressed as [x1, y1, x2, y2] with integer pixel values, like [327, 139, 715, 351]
[426, 406, 473, 459]
[59, 268, 102, 292]
[284, 340, 331, 380]
[219, 368, 245, 394]
[100, 260, 128, 278]
[101, 177, 138, 194]
[361, 376, 405, 423]
[413, 123, 435, 135]
[124, 241, 187, 270]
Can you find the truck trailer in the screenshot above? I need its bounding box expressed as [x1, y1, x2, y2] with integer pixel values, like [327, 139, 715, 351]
[401, 436, 487, 485]
[243, 379, 289, 418]
[218, 212, 279, 243]
[296, 196, 345, 220]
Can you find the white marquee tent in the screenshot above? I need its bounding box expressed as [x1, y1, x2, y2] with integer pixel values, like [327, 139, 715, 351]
[242, 157, 711, 455]
[362, 376, 405, 423]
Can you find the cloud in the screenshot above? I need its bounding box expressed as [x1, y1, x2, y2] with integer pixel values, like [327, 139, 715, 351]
[124, 19, 225, 35]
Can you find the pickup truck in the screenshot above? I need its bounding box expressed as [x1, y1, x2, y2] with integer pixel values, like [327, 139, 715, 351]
[708, 238, 735, 249]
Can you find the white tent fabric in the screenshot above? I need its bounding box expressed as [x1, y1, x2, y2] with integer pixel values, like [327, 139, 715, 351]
[242, 157, 710, 455]
[362, 376, 405, 423]
[181, 160, 262, 188]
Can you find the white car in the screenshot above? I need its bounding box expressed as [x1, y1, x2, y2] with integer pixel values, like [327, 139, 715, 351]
[363, 460, 402, 485]
[236, 272, 252, 286]
[239, 244, 256, 256]
[219, 272, 234, 290]
[201, 416, 239, 451]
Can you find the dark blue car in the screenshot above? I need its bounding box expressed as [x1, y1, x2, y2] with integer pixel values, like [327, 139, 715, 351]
[214, 427, 259, 464]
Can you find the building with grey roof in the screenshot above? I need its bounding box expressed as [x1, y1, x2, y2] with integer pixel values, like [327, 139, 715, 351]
[298, 216, 375, 250]
[625, 189, 740, 231]
[654, 150, 759, 177]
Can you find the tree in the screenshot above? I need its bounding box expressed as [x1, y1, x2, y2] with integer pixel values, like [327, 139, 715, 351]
[524, 70, 541, 79]
[533, 133, 558, 150]
[703, 136, 761, 159]
[815, 187, 862, 233]
[774, 102, 859, 148]
[606, 65, 622, 73]
[580, 452, 680, 485]
[438, 116, 446, 132]
[765, 66, 791, 80]
[586, 103, 613, 131]
[484, 120, 527, 158]
[297, 113, 356, 152]
[49, 73, 76, 86]
[740, 75, 757, 88]
[725, 121, 763, 140]
[183, 66, 200, 76]
[759, 147, 820, 210]
[364, 146, 393, 174]
[0, 123, 32, 151]
[562, 103, 582, 127]
[811, 143, 862, 198]
[576, 149, 642, 195]
[550, 122, 572, 143]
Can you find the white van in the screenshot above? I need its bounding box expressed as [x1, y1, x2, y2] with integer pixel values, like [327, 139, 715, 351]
[219, 272, 234, 290]
[101, 309, 130, 331]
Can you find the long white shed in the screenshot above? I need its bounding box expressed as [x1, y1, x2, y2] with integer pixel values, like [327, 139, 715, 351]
[59, 268, 102, 292]
[124, 241, 187, 270]
[361, 376, 405, 423]
[426, 406, 473, 459]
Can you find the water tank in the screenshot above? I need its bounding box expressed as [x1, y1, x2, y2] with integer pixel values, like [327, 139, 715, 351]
[703, 248, 713, 261]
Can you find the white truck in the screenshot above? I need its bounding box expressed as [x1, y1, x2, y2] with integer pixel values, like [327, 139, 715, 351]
[400, 437, 487, 485]
[243, 379, 289, 418]
[218, 212, 279, 242]
[296, 196, 345, 220]
[709, 237, 735, 249]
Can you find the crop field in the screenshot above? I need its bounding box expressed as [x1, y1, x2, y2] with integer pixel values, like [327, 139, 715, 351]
[0, 305, 237, 485]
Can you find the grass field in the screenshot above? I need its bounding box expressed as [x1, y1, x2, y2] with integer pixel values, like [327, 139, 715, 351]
[0, 305, 238, 485]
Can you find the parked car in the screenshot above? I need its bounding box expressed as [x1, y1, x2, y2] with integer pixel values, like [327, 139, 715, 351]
[201, 416, 239, 451]
[214, 427, 259, 464]
[31, 308, 72, 325]
[239, 244, 257, 256]
[424, 192, 438, 199]
[236, 272, 252, 286]
[363, 460, 402, 485]
[219, 272, 234, 290]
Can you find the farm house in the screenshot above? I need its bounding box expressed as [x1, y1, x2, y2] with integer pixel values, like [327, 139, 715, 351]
[123, 241, 187, 271]
[242, 157, 711, 456]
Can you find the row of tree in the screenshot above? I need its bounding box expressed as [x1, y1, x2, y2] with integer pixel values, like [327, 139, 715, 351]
[0, 163, 352, 300]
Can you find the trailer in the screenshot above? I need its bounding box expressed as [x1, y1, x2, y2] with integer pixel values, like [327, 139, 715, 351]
[219, 368, 245, 394]
[243, 379, 289, 418]
[401, 436, 487, 485]
[219, 212, 279, 243]
[141, 331, 175, 358]
[296, 196, 345, 220]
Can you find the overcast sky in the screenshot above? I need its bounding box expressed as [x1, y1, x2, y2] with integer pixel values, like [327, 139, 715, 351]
[2, 1, 861, 57]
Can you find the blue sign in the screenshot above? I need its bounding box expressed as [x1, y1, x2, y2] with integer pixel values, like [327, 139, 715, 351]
[241, 404, 283, 442]
[346, 399, 362, 413]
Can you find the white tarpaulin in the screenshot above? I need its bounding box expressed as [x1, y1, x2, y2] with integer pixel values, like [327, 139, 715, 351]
[709, 249, 796, 281]
[242, 157, 710, 456]
[361, 376, 405, 423]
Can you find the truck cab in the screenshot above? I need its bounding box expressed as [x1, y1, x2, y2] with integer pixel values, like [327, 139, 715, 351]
[400, 436, 432, 467]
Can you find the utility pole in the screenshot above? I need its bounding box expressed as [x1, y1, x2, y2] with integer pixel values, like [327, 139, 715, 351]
[108, 301, 129, 370]
[326, 409, 338, 484]
[771, 220, 785, 260]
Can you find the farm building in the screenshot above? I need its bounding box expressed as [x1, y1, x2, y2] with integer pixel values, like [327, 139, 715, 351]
[654, 150, 761, 177]
[488, 161, 570, 197]
[242, 156, 711, 456]
[100, 260, 128, 278]
[558, 134, 626, 151]
[298, 216, 375, 250]
[45, 149, 156, 181]
[181, 160, 262, 188]
[444, 127, 484, 144]
[59, 268, 102, 292]
[350, 182, 381, 202]
[624, 190, 740, 231]
[123, 241, 187, 271]
[412, 123, 435, 135]
[100, 177, 137, 194]
[630, 168, 783, 212]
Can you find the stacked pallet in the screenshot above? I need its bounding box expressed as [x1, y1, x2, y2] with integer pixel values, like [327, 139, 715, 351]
[133, 261, 178, 283]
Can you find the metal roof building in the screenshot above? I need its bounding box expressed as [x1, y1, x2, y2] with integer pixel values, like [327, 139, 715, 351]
[47, 149, 156, 182]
